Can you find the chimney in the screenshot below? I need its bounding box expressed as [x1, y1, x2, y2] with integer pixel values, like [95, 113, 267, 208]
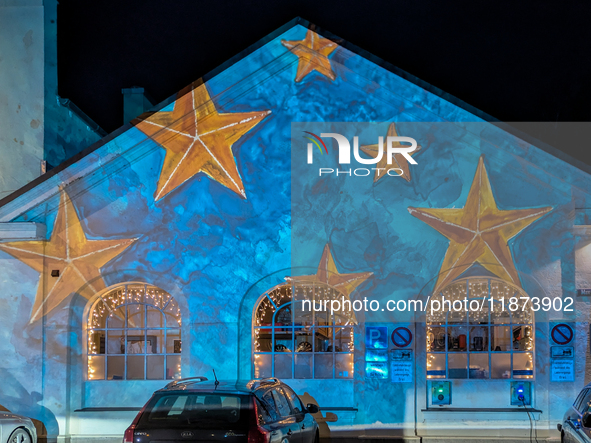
[122, 87, 155, 124]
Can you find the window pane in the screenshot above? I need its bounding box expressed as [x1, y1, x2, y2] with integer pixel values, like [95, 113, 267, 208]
[293, 291, 314, 327]
[427, 354, 446, 378]
[469, 354, 489, 379]
[254, 354, 272, 379]
[107, 306, 125, 328]
[107, 330, 124, 354]
[448, 326, 468, 352]
[314, 354, 333, 378]
[336, 354, 353, 379]
[295, 328, 313, 353]
[448, 353, 467, 379]
[166, 355, 181, 380]
[294, 354, 312, 379]
[127, 304, 145, 329]
[89, 331, 105, 354]
[147, 355, 165, 380]
[166, 329, 181, 354]
[513, 353, 534, 379]
[274, 329, 293, 353]
[127, 355, 145, 380]
[89, 299, 108, 329]
[274, 354, 292, 379]
[107, 356, 125, 380]
[314, 327, 333, 352]
[147, 307, 163, 328]
[469, 326, 488, 352]
[164, 302, 182, 328]
[512, 304, 533, 324]
[334, 327, 353, 352]
[255, 328, 272, 352]
[491, 326, 511, 352]
[147, 330, 163, 353]
[512, 325, 533, 351]
[427, 294, 446, 325]
[275, 305, 293, 327]
[88, 356, 105, 380]
[491, 353, 511, 379]
[427, 326, 447, 352]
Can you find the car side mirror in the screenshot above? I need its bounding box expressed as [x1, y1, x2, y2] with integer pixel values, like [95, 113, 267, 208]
[306, 404, 319, 414]
[582, 412, 591, 428]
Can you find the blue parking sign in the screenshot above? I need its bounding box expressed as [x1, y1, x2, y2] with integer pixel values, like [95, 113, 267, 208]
[366, 326, 388, 349]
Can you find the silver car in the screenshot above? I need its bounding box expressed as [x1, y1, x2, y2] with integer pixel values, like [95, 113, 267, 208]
[0, 412, 36, 443]
[558, 383, 591, 443]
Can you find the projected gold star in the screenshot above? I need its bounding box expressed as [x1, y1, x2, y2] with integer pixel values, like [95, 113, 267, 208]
[408, 156, 552, 294]
[360, 123, 422, 183]
[136, 83, 271, 200]
[281, 30, 338, 82]
[292, 244, 373, 296]
[0, 190, 137, 323]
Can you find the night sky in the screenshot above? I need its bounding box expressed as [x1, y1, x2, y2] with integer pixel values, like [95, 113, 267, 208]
[57, 0, 591, 166]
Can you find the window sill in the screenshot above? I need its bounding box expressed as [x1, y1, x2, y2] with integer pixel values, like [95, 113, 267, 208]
[422, 407, 542, 413]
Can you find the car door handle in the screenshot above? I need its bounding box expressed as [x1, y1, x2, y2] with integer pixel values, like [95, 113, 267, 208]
[302, 424, 306, 430]
[287, 430, 293, 436]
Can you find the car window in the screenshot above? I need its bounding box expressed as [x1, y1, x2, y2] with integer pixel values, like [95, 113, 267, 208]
[139, 393, 250, 430]
[574, 389, 588, 411]
[578, 390, 591, 413]
[282, 386, 303, 414]
[260, 390, 280, 422]
[271, 388, 292, 417]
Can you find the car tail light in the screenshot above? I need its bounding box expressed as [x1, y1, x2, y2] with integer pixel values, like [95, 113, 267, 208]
[248, 398, 270, 443]
[122, 401, 149, 443]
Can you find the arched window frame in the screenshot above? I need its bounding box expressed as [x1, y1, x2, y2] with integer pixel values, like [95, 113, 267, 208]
[86, 283, 182, 381]
[426, 277, 535, 381]
[252, 282, 356, 380]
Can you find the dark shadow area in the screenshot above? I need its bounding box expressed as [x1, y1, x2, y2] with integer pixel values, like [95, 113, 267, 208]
[0, 368, 59, 441]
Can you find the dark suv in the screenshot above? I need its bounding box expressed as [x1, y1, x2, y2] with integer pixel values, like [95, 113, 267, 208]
[123, 377, 320, 443]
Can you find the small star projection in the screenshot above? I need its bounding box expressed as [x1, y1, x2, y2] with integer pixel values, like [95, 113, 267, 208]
[360, 123, 422, 183]
[135, 83, 271, 200]
[292, 244, 373, 296]
[0, 189, 137, 323]
[408, 156, 552, 294]
[281, 30, 338, 82]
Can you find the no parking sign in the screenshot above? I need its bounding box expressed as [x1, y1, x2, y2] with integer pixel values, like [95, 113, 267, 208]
[391, 327, 413, 348]
[551, 323, 574, 346]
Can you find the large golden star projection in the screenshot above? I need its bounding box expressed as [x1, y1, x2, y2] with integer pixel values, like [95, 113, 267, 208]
[292, 244, 373, 296]
[0, 190, 136, 323]
[360, 123, 422, 183]
[409, 156, 552, 294]
[135, 84, 271, 201]
[281, 30, 338, 82]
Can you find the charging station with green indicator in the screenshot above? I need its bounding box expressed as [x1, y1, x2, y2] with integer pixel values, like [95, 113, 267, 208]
[431, 381, 451, 405]
[510, 381, 532, 405]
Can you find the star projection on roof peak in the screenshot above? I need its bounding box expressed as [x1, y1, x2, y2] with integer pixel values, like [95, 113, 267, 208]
[408, 156, 552, 294]
[292, 244, 373, 297]
[135, 83, 271, 201]
[0, 189, 137, 323]
[360, 123, 422, 183]
[281, 30, 338, 82]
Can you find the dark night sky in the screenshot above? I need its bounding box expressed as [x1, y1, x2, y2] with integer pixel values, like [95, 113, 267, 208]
[57, 0, 591, 167]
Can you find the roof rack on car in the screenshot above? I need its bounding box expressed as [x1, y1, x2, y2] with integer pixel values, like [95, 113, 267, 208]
[248, 377, 280, 390]
[165, 376, 208, 389]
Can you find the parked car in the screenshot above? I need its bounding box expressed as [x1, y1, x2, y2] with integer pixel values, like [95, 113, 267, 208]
[558, 383, 591, 443]
[123, 377, 320, 443]
[0, 411, 37, 443]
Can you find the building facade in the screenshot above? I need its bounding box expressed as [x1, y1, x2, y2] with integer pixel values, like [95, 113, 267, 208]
[0, 18, 590, 442]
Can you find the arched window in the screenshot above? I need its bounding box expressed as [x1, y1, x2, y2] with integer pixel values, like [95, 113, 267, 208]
[253, 282, 356, 379]
[426, 277, 534, 380]
[87, 283, 182, 381]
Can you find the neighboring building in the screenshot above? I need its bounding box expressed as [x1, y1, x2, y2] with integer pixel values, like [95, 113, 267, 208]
[0, 0, 103, 199]
[0, 17, 590, 443]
